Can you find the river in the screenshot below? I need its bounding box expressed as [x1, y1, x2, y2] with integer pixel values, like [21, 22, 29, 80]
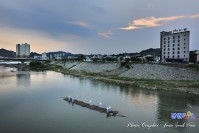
[0, 70, 198, 133]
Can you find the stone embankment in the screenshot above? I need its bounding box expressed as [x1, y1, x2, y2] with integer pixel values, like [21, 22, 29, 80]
[63, 62, 120, 73]
[120, 64, 199, 80]
[58, 62, 199, 81]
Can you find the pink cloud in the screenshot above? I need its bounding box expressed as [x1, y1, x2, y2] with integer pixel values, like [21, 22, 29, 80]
[120, 13, 199, 30]
[99, 13, 199, 38]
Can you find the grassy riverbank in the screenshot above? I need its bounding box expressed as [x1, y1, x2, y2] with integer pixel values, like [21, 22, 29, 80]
[45, 63, 199, 95]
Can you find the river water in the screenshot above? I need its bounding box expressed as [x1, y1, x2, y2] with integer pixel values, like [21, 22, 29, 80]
[0, 70, 198, 133]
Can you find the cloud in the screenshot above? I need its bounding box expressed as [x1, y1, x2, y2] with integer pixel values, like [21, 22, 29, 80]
[120, 13, 199, 31]
[67, 21, 90, 28]
[98, 30, 113, 38]
[99, 13, 199, 38]
[189, 13, 199, 19]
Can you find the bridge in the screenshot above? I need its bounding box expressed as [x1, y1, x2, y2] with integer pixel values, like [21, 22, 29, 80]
[0, 58, 50, 64]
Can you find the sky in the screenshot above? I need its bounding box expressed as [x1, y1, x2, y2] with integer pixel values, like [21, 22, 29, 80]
[0, 0, 199, 54]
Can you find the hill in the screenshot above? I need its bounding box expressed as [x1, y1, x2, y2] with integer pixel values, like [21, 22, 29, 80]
[0, 48, 16, 58]
[140, 48, 160, 57]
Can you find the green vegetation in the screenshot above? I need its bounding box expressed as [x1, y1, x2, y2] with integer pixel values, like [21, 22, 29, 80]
[110, 76, 199, 89]
[187, 64, 199, 71]
[145, 56, 155, 62]
[121, 61, 129, 68]
[78, 54, 86, 61]
[29, 61, 48, 71]
[130, 57, 141, 62]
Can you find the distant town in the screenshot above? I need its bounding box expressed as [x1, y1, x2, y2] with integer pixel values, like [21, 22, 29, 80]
[0, 28, 199, 64]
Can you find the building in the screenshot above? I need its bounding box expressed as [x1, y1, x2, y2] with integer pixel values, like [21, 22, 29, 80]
[160, 28, 190, 62]
[41, 53, 48, 60]
[16, 43, 30, 58]
[196, 51, 199, 63]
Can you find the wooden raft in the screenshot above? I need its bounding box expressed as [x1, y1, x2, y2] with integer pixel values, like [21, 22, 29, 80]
[64, 97, 125, 117]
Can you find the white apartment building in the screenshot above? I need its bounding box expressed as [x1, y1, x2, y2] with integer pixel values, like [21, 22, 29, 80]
[16, 43, 30, 58]
[160, 28, 190, 62]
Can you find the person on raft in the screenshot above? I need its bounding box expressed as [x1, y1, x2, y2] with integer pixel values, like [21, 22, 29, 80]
[99, 102, 103, 108]
[68, 96, 71, 103]
[71, 97, 75, 103]
[89, 100, 92, 105]
[106, 106, 112, 117]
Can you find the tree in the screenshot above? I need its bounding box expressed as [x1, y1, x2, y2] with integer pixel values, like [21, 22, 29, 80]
[131, 57, 141, 62]
[145, 56, 155, 62]
[78, 54, 86, 61]
[125, 58, 130, 62]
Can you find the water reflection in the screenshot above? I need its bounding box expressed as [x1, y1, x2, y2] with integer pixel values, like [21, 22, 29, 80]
[156, 91, 199, 132]
[16, 72, 31, 87]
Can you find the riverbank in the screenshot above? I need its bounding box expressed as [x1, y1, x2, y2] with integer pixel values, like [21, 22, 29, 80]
[45, 61, 199, 95]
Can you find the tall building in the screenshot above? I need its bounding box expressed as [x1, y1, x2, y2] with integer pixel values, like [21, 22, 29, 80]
[16, 43, 30, 58]
[160, 28, 190, 62]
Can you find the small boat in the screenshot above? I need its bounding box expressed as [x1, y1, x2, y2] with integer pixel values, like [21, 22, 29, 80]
[10, 69, 16, 73]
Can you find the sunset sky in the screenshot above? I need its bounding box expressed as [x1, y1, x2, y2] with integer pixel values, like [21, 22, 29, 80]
[0, 0, 199, 54]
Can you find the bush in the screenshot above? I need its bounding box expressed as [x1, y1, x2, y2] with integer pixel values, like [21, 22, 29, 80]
[125, 64, 131, 69]
[145, 56, 155, 62]
[121, 61, 128, 67]
[131, 57, 141, 62]
[29, 61, 47, 70]
[121, 61, 131, 69]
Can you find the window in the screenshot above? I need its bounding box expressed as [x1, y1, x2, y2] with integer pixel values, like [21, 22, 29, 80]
[164, 38, 166, 40]
[178, 36, 180, 38]
[164, 45, 166, 47]
[164, 48, 165, 51]
[173, 44, 175, 47]
[173, 40, 175, 43]
[164, 52, 165, 55]
[173, 48, 175, 50]
[164, 41, 166, 44]
[168, 48, 170, 51]
[184, 55, 185, 57]
[168, 44, 170, 47]
[178, 55, 180, 58]
[184, 43, 186, 45]
[184, 51, 186, 53]
[178, 51, 180, 54]
[173, 55, 174, 58]
[173, 52, 175, 54]
[178, 40, 180, 42]
[168, 52, 170, 54]
[164, 56, 165, 58]
[184, 34, 186, 37]
[173, 36, 175, 39]
[168, 37, 170, 40]
[168, 56, 170, 58]
[184, 39, 186, 41]
[178, 44, 180, 46]
[184, 47, 186, 49]
[168, 41, 170, 43]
